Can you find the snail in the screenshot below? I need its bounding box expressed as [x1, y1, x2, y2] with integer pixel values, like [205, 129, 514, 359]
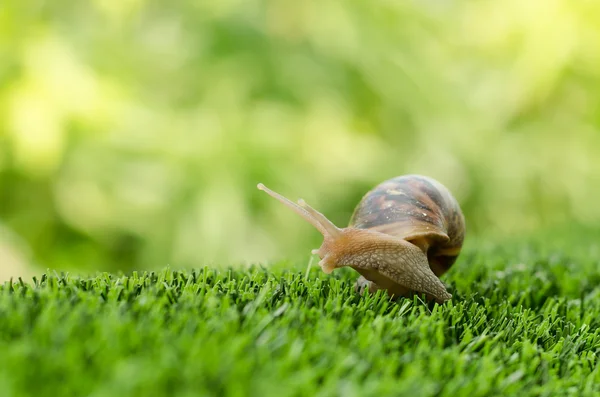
[257, 174, 465, 304]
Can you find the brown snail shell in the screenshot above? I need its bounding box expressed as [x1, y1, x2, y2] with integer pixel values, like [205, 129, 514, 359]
[348, 175, 465, 300]
[350, 175, 465, 277]
[257, 174, 466, 303]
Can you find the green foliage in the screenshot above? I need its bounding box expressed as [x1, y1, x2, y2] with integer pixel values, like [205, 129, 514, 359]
[1, 234, 600, 396]
[2, 1, 600, 275]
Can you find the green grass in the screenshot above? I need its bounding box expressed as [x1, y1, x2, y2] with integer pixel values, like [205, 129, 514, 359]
[1, 233, 600, 397]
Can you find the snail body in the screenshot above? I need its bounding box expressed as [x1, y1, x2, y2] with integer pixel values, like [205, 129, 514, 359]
[257, 175, 465, 303]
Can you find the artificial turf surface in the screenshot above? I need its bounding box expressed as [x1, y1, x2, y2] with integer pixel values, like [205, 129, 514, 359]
[1, 231, 600, 396]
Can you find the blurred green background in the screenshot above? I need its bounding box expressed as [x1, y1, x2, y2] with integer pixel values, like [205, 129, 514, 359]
[1, 0, 600, 280]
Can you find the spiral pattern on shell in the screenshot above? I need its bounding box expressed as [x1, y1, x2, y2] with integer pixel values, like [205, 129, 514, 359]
[349, 175, 465, 277]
